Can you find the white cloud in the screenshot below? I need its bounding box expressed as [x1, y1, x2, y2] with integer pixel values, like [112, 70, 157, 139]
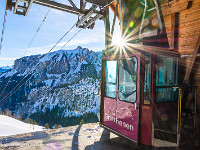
[0, 57, 17, 61]
[26, 36, 102, 55]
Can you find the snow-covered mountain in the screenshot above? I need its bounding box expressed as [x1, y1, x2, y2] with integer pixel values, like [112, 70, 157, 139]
[0, 115, 44, 137]
[0, 66, 12, 73]
[0, 46, 102, 127]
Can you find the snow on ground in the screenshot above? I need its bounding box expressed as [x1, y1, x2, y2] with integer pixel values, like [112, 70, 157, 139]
[0, 115, 44, 137]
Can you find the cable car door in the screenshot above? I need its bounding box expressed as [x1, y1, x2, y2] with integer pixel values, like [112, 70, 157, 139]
[102, 60, 117, 130]
[153, 56, 179, 144]
[116, 56, 139, 141]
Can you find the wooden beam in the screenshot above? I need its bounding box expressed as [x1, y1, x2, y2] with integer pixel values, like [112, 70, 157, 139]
[184, 35, 200, 80]
[161, 0, 191, 17]
[166, 13, 176, 49]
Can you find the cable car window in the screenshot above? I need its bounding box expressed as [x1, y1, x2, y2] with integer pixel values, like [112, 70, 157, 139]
[105, 60, 117, 98]
[144, 54, 151, 105]
[118, 57, 137, 103]
[156, 56, 178, 102]
[156, 57, 175, 86]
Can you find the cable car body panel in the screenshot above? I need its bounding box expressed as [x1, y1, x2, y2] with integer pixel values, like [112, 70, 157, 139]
[100, 49, 181, 146]
[101, 53, 141, 141]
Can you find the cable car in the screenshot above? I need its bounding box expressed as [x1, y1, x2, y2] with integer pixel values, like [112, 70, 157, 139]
[99, 0, 184, 146]
[5, 0, 199, 147]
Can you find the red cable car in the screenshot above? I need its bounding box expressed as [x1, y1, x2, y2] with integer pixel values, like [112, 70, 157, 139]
[100, 0, 183, 147]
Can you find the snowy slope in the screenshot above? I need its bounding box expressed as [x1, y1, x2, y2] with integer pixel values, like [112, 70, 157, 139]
[0, 115, 44, 137]
[0, 66, 12, 73]
[0, 46, 102, 126]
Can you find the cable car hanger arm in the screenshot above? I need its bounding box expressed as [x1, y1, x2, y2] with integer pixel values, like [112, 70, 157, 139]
[7, 0, 88, 16]
[6, 0, 115, 16]
[6, 0, 116, 29]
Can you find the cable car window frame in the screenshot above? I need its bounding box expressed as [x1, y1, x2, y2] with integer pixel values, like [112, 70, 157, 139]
[143, 53, 152, 105]
[118, 57, 138, 104]
[155, 56, 178, 103]
[105, 60, 118, 99]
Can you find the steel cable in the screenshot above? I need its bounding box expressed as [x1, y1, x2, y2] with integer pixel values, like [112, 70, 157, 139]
[0, 9, 51, 97]
[1, 26, 82, 102]
[1, 1, 113, 102]
[0, 9, 7, 55]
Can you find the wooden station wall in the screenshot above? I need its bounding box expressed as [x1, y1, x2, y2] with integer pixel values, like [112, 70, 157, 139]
[162, 0, 200, 110]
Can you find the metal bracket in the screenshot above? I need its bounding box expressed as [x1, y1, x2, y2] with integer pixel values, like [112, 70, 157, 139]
[7, 0, 108, 29]
[68, 0, 78, 9]
[76, 8, 103, 29]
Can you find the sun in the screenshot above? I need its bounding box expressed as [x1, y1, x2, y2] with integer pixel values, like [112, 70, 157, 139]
[117, 37, 126, 48]
[112, 34, 126, 48]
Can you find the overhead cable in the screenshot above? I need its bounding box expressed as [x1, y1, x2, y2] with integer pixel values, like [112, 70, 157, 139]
[0, 9, 51, 97]
[1, 24, 82, 102]
[1, 1, 113, 102]
[0, 9, 7, 55]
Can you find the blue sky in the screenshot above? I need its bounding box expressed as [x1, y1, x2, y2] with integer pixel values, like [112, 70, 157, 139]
[0, 0, 105, 66]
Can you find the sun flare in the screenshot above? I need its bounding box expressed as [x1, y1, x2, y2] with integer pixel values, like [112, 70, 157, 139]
[112, 35, 126, 48]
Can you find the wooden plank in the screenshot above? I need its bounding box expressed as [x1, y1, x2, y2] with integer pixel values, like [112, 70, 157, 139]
[179, 24, 200, 32]
[179, 13, 200, 23]
[161, 0, 191, 16]
[184, 35, 200, 80]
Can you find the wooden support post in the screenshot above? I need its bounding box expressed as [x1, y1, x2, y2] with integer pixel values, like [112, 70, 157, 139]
[165, 13, 175, 49]
[184, 35, 200, 81]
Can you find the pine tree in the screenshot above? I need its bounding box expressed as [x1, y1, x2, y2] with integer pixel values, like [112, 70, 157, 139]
[13, 113, 16, 119]
[58, 124, 62, 128]
[34, 121, 38, 125]
[17, 114, 22, 121]
[24, 118, 34, 124]
[5, 108, 12, 117]
[45, 123, 49, 129]
[54, 124, 58, 129]
[80, 119, 85, 125]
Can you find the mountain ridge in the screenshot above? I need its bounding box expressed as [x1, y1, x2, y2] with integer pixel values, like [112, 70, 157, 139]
[0, 46, 102, 127]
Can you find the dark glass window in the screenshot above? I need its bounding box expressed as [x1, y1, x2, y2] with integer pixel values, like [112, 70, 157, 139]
[156, 57, 175, 86]
[105, 60, 117, 98]
[144, 54, 151, 105]
[118, 57, 137, 103]
[156, 56, 178, 102]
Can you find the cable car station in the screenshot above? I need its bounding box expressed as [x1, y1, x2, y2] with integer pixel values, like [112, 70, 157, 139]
[4, 0, 200, 148]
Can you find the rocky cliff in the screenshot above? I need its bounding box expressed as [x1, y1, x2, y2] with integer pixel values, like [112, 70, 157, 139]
[0, 46, 102, 127]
